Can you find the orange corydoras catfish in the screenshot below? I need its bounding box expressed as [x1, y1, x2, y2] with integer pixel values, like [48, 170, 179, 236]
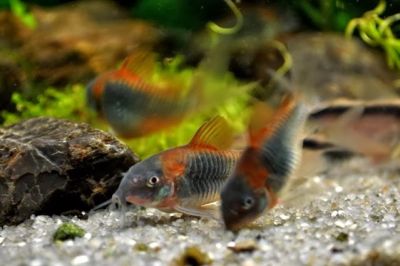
[220, 93, 307, 230]
[86, 52, 198, 138]
[113, 116, 240, 218]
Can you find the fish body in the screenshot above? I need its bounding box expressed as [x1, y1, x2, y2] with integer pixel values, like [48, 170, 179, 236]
[307, 99, 400, 162]
[86, 52, 196, 138]
[113, 116, 240, 218]
[220, 94, 306, 230]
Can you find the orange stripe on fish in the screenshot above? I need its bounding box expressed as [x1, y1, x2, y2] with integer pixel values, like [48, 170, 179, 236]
[248, 94, 296, 148]
[92, 74, 108, 101]
[236, 148, 269, 189]
[114, 53, 187, 101]
[161, 150, 187, 182]
[122, 116, 184, 138]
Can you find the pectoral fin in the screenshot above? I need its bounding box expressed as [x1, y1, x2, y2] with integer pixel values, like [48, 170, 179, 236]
[174, 204, 220, 220]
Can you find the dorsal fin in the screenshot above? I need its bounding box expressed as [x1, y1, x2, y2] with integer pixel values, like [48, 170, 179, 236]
[248, 94, 296, 148]
[188, 116, 235, 150]
[118, 51, 156, 79]
[116, 52, 188, 100]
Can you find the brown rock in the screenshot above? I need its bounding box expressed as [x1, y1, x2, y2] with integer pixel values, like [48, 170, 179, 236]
[287, 33, 399, 100]
[1, 0, 161, 86]
[228, 33, 399, 100]
[0, 11, 32, 47]
[0, 117, 139, 225]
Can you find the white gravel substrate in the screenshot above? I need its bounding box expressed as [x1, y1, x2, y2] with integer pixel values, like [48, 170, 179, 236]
[1, 160, 400, 266]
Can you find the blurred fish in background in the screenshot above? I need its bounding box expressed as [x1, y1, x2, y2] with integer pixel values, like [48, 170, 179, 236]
[86, 51, 198, 138]
[86, 41, 250, 139]
[307, 99, 400, 164]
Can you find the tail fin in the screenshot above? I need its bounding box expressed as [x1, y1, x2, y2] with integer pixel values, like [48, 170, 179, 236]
[247, 92, 308, 192]
[248, 93, 300, 148]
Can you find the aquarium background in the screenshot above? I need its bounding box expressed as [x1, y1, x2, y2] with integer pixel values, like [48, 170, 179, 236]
[0, 0, 400, 265]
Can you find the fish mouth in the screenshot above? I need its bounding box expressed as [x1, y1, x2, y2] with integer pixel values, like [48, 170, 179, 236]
[224, 217, 252, 231]
[126, 195, 152, 206]
[223, 217, 243, 231]
[222, 210, 260, 231]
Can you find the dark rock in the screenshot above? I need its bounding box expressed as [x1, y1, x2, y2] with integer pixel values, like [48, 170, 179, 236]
[0, 117, 139, 225]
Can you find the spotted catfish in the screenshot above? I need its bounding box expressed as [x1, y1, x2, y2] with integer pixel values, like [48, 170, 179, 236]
[112, 116, 241, 218]
[220, 93, 307, 230]
[86, 51, 199, 138]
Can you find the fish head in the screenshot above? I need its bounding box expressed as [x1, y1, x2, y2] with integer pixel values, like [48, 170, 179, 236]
[113, 155, 174, 207]
[86, 77, 104, 114]
[86, 79, 97, 111]
[220, 174, 268, 231]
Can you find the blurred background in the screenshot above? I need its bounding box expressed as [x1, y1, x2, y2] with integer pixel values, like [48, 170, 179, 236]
[0, 0, 399, 157]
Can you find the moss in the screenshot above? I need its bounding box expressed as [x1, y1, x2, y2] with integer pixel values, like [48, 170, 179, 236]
[134, 243, 149, 252]
[0, 84, 90, 126]
[53, 222, 85, 242]
[335, 232, 349, 242]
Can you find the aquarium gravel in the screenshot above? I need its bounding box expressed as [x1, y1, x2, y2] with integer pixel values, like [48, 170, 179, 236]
[1, 161, 400, 266]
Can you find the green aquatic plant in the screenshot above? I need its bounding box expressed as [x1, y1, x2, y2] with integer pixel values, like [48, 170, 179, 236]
[1, 84, 89, 126]
[346, 0, 400, 70]
[9, 0, 37, 29]
[280, 0, 361, 31]
[125, 74, 251, 159]
[266, 40, 293, 90]
[53, 222, 85, 242]
[207, 0, 243, 35]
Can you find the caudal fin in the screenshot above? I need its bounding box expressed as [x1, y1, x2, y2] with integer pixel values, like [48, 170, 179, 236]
[247, 92, 307, 192]
[248, 93, 300, 148]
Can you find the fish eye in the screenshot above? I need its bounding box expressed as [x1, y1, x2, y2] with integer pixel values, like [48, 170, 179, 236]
[147, 176, 160, 187]
[242, 196, 254, 210]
